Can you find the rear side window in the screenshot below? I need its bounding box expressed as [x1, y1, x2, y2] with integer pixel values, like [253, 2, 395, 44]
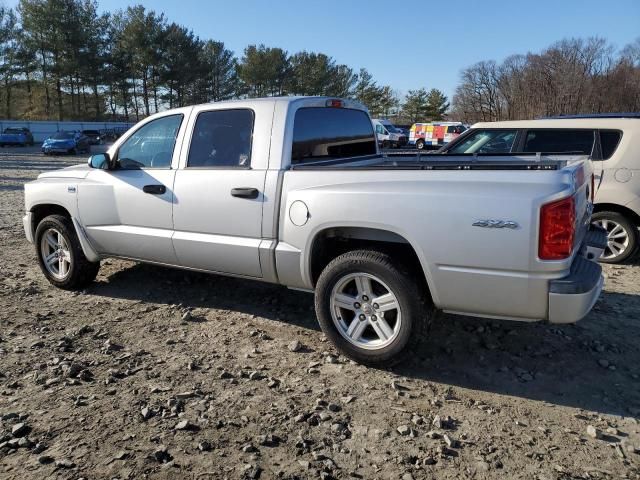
[600, 130, 622, 160]
[291, 108, 377, 164]
[188, 109, 254, 168]
[523, 130, 594, 155]
[447, 129, 517, 154]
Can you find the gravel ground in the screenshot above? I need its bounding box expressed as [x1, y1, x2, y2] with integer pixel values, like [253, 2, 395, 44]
[1, 153, 639, 480]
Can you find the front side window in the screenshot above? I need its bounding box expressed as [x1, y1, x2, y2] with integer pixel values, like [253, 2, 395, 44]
[292, 107, 377, 164]
[448, 129, 517, 154]
[600, 130, 622, 160]
[523, 130, 594, 155]
[187, 109, 254, 168]
[117, 114, 183, 169]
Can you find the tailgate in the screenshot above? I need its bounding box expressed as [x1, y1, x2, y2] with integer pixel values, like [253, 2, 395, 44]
[569, 159, 595, 255]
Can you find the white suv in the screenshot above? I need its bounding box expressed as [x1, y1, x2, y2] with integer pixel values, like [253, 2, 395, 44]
[440, 114, 640, 263]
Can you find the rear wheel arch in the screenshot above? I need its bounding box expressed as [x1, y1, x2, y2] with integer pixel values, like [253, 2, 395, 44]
[308, 226, 434, 303]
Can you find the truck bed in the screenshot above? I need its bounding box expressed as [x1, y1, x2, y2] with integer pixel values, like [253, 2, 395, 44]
[290, 153, 587, 170]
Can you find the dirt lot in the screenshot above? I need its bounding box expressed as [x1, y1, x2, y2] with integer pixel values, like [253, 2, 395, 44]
[1, 153, 639, 480]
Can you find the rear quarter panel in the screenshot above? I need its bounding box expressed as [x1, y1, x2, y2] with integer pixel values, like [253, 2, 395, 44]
[277, 167, 580, 321]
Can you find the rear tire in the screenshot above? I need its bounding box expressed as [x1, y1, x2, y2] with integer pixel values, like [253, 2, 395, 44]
[315, 249, 430, 367]
[591, 211, 638, 263]
[35, 214, 100, 290]
[416, 139, 425, 150]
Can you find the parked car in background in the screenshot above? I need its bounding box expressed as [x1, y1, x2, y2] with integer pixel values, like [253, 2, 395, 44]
[23, 96, 604, 365]
[372, 119, 407, 148]
[42, 131, 91, 155]
[409, 122, 467, 150]
[439, 114, 640, 263]
[82, 129, 102, 145]
[0, 127, 34, 147]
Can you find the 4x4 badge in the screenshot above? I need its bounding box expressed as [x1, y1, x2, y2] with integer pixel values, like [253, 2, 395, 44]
[472, 219, 519, 229]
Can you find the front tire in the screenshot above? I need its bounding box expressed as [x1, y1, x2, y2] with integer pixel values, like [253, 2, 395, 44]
[416, 139, 425, 150]
[591, 211, 638, 263]
[35, 214, 100, 290]
[315, 250, 430, 366]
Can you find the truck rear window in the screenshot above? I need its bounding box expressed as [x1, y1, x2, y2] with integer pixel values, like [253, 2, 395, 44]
[291, 107, 377, 164]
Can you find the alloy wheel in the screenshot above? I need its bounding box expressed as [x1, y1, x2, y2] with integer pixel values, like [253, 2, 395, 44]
[40, 228, 72, 279]
[329, 272, 402, 350]
[593, 218, 630, 260]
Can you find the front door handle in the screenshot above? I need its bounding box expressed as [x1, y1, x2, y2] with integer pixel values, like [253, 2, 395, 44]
[143, 184, 166, 194]
[231, 187, 259, 199]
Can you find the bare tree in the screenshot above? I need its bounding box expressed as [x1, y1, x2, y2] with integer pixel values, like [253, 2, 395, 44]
[452, 37, 640, 123]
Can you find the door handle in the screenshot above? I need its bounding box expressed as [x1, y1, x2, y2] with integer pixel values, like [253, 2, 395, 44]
[231, 187, 259, 199]
[143, 184, 166, 194]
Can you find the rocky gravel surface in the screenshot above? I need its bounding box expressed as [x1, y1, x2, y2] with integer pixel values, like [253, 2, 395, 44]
[0, 153, 639, 479]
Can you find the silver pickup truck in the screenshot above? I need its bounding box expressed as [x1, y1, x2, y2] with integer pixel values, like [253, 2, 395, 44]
[23, 97, 606, 365]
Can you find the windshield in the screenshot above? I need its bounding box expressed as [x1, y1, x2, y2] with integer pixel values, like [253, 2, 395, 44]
[4, 128, 24, 134]
[52, 132, 75, 140]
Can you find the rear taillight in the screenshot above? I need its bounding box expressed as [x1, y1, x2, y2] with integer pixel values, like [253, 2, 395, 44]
[539, 196, 576, 260]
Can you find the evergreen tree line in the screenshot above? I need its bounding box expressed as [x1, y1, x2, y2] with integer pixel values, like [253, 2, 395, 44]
[0, 0, 449, 122]
[451, 37, 640, 123]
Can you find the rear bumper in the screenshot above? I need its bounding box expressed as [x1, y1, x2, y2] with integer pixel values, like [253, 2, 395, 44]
[547, 227, 606, 324]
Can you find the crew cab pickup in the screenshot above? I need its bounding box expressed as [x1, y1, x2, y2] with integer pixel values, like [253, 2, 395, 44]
[23, 97, 606, 365]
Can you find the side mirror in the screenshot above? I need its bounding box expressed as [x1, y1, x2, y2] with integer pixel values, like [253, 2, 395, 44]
[88, 153, 110, 170]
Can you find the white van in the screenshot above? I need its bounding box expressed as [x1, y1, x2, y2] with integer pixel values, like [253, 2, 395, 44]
[372, 119, 407, 148]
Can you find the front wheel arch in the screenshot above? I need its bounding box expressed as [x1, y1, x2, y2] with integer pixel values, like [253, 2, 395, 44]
[34, 214, 100, 289]
[30, 204, 72, 239]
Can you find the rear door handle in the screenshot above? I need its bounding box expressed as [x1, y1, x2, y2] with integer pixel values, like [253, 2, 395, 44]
[231, 187, 259, 199]
[143, 184, 166, 194]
